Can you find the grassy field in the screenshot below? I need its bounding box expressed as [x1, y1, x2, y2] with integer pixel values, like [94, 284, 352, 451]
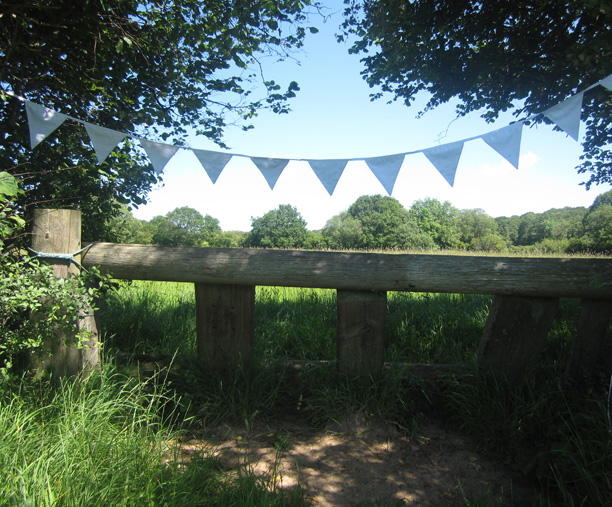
[2, 278, 611, 505]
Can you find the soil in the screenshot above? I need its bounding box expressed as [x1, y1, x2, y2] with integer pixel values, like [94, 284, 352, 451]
[169, 412, 538, 506]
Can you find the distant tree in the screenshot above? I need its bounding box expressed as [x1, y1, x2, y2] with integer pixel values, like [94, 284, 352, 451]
[215, 230, 248, 248]
[341, 0, 612, 188]
[409, 198, 461, 249]
[345, 194, 434, 249]
[247, 204, 309, 248]
[495, 215, 521, 246]
[458, 209, 505, 251]
[322, 211, 364, 249]
[582, 205, 612, 252]
[103, 204, 153, 244]
[588, 189, 612, 212]
[151, 206, 220, 247]
[577, 190, 612, 252]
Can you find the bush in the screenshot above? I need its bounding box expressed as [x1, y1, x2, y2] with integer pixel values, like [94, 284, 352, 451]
[0, 174, 107, 379]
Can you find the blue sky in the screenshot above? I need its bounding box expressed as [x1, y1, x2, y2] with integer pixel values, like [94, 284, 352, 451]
[132, 1, 611, 231]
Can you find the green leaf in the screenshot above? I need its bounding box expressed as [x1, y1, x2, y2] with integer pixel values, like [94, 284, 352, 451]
[0, 172, 19, 197]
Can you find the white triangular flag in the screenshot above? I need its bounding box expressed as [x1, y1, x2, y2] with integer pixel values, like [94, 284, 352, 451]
[25, 101, 68, 149]
[543, 92, 584, 141]
[364, 154, 405, 195]
[423, 141, 464, 186]
[481, 122, 523, 169]
[83, 122, 127, 164]
[308, 159, 348, 195]
[251, 157, 290, 189]
[140, 139, 179, 175]
[599, 74, 612, 91]
[193, 149, 233, 183]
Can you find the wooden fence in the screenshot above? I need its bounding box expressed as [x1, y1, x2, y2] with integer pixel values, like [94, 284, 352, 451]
[33, 209, 612, 383]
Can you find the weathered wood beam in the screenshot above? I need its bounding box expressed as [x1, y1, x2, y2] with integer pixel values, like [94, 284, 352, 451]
[565, 298, 612, 381]
[83, 243, 612, 299]
[195, 283, 255, 375]
[30, 209, 99, 378]
[336, 290, 387, 376]
[477, 295, 559, 385]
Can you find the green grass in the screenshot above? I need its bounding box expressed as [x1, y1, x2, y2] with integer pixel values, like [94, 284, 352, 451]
[98, 281, 494, 365]
[0, 366, 308, 506]
[7, 273, 611, 506]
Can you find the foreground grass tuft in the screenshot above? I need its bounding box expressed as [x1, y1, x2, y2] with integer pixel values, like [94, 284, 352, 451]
[0, 366, 308, 506]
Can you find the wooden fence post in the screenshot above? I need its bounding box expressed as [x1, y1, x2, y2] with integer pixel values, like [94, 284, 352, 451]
[565, 298, 612, 381]
[195, 283, 255, 376]
[477, 295, 558, 385]
[30, 209, 100, 378]
[336, 290, 386, 377]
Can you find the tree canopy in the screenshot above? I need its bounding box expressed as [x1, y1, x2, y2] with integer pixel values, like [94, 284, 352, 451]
[247, 204, 309, 248]
[341, 0, 612, 188]
[150, 206, 221, 247]
[0, 0, 316, 238]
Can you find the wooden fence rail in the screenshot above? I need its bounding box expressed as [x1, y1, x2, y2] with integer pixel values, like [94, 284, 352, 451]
[32, 210, 612, 383]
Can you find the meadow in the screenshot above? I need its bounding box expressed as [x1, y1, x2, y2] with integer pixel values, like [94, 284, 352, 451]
[2, 280, 611, 505]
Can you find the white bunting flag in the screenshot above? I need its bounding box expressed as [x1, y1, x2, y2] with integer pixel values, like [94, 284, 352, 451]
[364, 154, 405, 195]
[251, 157, 290, 189]
[423, 141, 464, 186]
[481, 122, 523, 169]
[599, 74, 612, 91]
[25, 101, 68, 149]
[543, 92, 584, 141]
[308, 159, 348, 195]
[140, 139, 179, 175]
[84, 122, 127, 164]
[193, 149, 233, 184]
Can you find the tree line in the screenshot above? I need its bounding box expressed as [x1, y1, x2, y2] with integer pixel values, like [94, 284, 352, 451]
[103, 190, 612, 254]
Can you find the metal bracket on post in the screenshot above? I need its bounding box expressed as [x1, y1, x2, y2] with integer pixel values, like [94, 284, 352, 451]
[26, 243, 94, 273]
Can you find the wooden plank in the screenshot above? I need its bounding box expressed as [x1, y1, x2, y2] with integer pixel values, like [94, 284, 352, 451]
[565, 298, 612, 381]
[83, 243, 612, 299]
[477, 295, 559, 385]
[336, 290, 386, 376]
[195, 283, 255, 375]
[30, 209, 100, 377]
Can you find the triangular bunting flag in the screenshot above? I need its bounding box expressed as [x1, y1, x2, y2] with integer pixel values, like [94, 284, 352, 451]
[423, 141, 464, 186]
[84, 122, 127, 164]
[25, 101, 68, 149]
[251, 157, 290, 189]
[543, 92, 584, 141]
[599, 74, 612, 91]
[308, 159, 348, 195]
[364, 154, 405, 195]
[481, 122, 523, 169]
[140, 139, 179, 175]
[193, 149, 233, 183]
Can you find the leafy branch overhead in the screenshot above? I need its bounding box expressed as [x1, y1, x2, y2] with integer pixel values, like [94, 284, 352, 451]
[0, 0, 319, 238]
[341, 0, 612, 188]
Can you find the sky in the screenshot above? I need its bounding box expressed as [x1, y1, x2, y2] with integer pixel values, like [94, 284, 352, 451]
[131, 1, 612, 232]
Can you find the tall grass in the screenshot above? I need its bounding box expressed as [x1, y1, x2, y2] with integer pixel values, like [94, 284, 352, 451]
[98, 281, 495, 364]
[0, 366, 308, 506]
[98, 281, 197, 355]
[32, 277, 612, 505]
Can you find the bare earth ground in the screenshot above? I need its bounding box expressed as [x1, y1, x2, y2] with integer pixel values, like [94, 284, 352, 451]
[168, 413, 538, 506]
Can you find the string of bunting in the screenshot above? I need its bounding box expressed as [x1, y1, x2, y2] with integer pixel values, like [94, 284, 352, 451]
[20, 73, 612, 196]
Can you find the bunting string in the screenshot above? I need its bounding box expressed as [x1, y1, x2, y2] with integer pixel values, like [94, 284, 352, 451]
[13, 73, 612, 195]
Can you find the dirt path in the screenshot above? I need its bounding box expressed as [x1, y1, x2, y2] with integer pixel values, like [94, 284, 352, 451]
[172, 413, 537, 506]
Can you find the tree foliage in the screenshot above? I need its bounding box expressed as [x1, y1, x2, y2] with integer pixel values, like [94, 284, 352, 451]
[247, 204, 309, 248]
[341, 0, 612, 188]
[321, 194, 436, 250]
[457, 208, 505, 251]
[0, 0, 316, 238]
[409, 197, 461, 249]
[150, 206, 221, 247]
